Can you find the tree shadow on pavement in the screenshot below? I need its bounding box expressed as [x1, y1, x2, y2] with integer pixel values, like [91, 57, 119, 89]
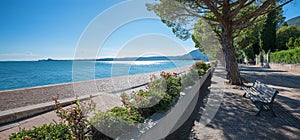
[208, 91, 300, 140]
[240, 65, 300, 89]
[166, 70, 300, 139]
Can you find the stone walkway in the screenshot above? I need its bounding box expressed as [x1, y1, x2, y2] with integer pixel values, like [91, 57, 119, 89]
[240, 65, 300, 120]
[167, 64, 300, 139]
[1, 64, 300, 139]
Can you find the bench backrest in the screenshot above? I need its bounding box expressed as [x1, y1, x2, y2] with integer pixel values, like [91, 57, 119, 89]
[253, 80, 278, 103]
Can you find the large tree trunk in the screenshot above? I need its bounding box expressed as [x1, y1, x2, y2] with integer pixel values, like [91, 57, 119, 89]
[221, 27, 242, 85]
[221, 1, 242, 85]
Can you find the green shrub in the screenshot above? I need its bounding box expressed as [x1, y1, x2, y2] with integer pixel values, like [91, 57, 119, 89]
[109, 107, 144, 123]
[118, 72, 182, 119]
[9, 123, 72, 140]
[90, 107, 141, 138]
[120, 75, 177, 118]
[181, 69, 199, 88]
[270, 47, 300, 64]
[192, 61, 210, 76]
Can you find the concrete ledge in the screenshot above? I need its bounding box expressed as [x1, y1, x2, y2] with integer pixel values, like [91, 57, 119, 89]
[0, 92, 102, 125]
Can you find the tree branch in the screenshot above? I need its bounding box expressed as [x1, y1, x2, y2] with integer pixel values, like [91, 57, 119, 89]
[233, 0, 275, 26]
[233, 0, 293, 27]
[202, 0, 226, 28]
[229, 0, 255, 20]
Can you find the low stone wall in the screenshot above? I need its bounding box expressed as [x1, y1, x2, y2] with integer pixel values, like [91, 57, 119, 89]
[139, 68, 212, 139]
[269, 63, 300, 73]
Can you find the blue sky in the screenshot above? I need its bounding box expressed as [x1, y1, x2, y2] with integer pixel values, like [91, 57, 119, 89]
[0, 0, 299, 61]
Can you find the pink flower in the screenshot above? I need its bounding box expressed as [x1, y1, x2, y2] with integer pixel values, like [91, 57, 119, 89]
[121, 97, 127, 101]
[136, 97, 141, 101]
[173, 72, 178, 75]
[147, 83, 151, 87]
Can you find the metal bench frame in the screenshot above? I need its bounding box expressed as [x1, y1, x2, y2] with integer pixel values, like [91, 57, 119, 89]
[242, 80, 279, 117]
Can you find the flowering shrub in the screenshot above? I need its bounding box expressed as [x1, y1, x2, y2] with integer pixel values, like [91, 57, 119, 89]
[120, 90, 153, 110]
[53, 97, 95, 140]
[119, 72, 180, 119]
[192, 61, 210, 76]
[160, 71, 181, 97]
[9, 123, 72, 140]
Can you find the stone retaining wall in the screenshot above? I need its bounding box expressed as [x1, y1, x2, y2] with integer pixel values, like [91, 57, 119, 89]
[139, 68, 212, 139]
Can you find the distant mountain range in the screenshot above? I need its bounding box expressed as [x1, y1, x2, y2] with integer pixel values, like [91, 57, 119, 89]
[96, 50, 209, 61]
[286, 16, 300, 26]
[40, 50, 209, 62]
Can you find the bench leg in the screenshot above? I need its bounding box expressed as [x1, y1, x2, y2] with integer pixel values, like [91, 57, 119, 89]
[270, 107, 277, 117]
[243, 92, 247, 98]
[255, 107, 262, 116]
[255, 104, 263, 116]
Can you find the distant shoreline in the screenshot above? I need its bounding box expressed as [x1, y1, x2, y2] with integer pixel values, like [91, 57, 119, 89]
[0, 49, 209, 62]
[0, 60, 197, 91]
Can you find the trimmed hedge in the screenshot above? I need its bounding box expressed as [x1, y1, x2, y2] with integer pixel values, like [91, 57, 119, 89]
[270, 47, 300, 64]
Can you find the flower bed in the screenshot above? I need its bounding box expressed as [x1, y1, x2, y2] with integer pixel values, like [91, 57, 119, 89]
[9, 61, 212, 140]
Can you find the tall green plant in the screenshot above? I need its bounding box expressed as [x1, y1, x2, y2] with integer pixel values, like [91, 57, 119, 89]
[53, 97, 95, 140]
[260, 4, 284, 52]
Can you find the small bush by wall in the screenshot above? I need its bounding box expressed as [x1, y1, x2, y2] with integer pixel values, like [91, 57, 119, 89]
[9, 123, 72, 140]
[270, 47, 300, 64]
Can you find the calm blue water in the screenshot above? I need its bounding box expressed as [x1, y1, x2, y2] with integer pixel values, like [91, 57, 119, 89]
[0, 60, 195, 91]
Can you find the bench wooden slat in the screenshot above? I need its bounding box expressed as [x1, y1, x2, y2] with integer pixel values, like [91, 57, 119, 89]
[242, 80, 278, 117]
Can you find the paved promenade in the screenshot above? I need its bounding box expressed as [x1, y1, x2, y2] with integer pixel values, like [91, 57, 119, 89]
[167, 64, 300, 139]
[1, 64, 300, 139]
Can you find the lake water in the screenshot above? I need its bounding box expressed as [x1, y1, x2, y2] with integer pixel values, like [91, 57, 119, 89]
[0, 60, 195, 91]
